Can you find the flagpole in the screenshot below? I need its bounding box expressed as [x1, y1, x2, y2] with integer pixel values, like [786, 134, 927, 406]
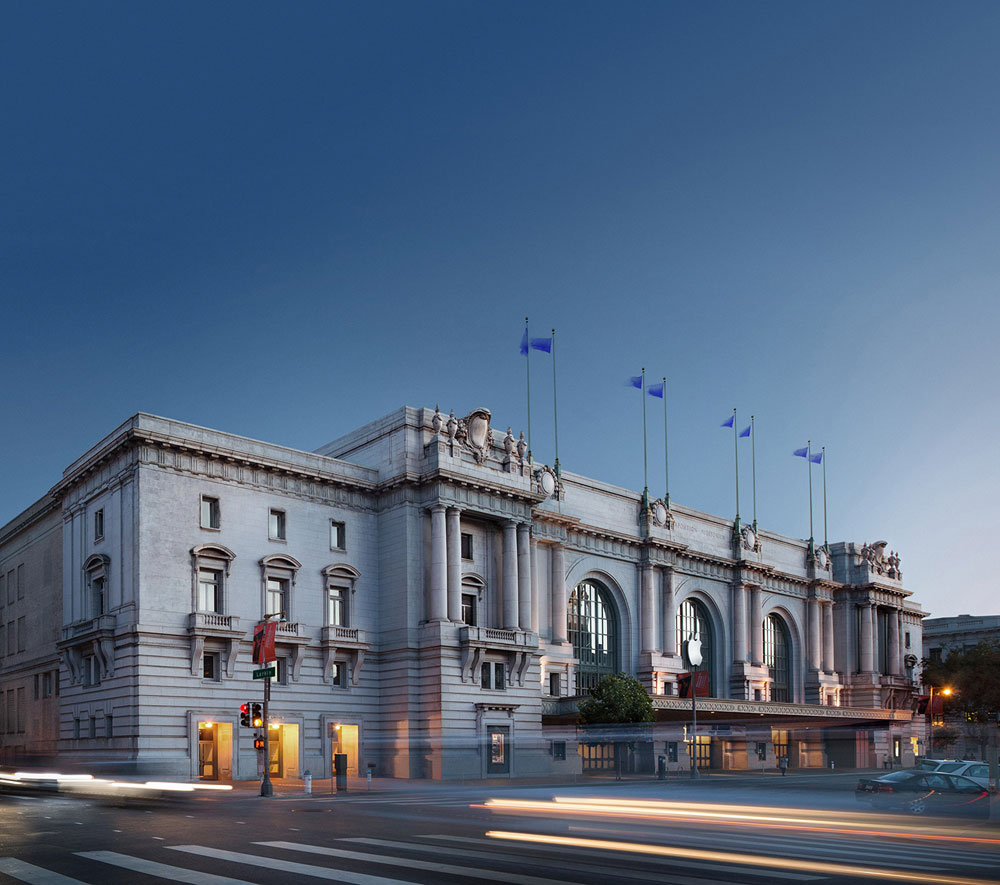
[552, 328, 560, 483]
[524, 317, 532, 464]
[751, 415, 757, 531]
[822, 446, 827, 550]
[807, 439, 814, 546]
[641, 368, 648, 507]
[732, 408, 739, 521]
[662, 377, 670, 511]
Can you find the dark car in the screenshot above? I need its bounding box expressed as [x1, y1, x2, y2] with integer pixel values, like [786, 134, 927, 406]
[856, 769, 990, 816]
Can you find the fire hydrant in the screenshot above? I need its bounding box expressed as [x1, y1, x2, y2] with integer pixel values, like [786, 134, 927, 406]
[303, 769, 312, 794]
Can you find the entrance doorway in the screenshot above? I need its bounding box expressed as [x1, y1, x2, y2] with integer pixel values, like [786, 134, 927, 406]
[197, 721, 233, 781]
[267, 724, 300, 779]
[331, 723, 359, 777]
[487, 726, 511, 775]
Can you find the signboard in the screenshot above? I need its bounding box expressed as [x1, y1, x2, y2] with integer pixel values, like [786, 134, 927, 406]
[677, 670, 710, 698]
[253, 667, 276, 680]
[252, 621, 277, 665]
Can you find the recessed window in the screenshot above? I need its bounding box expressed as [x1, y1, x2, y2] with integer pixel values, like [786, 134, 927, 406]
[269, 509, 286, 541]
[42, 671, 53, 698]
[549, 672, 560, 696]
[331, 662, 347, 688]
[481, 661, 506, 691]
[905, 632, 911, 649]
[90, 576, 106, 618]
[275, 657, 288, 685]
[266, 577, 288, 618]
[198, 569, 221, 613]
[461, 593, 476, 626]
[330, 521, 346, 551]
[552, 741, 566, 760]
[202, 652, 220, 681]
[17, 616, 25, 652]
[328, 584, 347, 627]
[83, 655, 101, 687]
[94, 509, 104, 542]
[201, 496, 221, 530]
[461, 533, 473, 560]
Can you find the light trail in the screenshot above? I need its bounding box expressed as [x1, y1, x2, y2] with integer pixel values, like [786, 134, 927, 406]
[486, 830, 1000, 885]
[479, 797, 1000, 846]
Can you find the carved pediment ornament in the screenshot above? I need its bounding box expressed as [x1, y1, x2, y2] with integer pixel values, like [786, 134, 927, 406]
[740, 524, 760, 553]
[535, 465, 557, 498]
[858, 540, 902, 579]
[460, 408, 494, 463]
[650, 498, 674, 529]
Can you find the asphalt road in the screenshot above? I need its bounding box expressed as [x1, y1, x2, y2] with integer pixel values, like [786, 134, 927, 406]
[2, 778, 998, 885]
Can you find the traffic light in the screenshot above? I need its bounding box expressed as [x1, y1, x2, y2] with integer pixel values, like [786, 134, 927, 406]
[254, 736, 265, 750]
[251, 702, 263, 728]
[239, 702, 251, 728]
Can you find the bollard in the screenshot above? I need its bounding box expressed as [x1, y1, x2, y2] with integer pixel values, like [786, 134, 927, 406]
[829, 760, 835, 770]
[367, 762, 376, 791]
[303, 769, 312, 794]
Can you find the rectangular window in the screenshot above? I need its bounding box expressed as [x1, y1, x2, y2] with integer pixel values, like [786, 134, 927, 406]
[89, 716, 96, 740]
[42, 671, 52, 698]
[269, 509, 286, 540]
[328, 584, 347, 627]
[84, 655, 101, 687]
[668, 741, 679, 763]
[34, 673, 39, 700]
[6, 570, 13, 604]
[905, 632, 911, 649]
[552, 741, 566, 760]
[94, 509, 104, 541]
[461, 593, 476, 626]
[17, 617, 25, 652]
[755, 741, 767, 761]
[549, 672, 560, 696]
[6, 621, 13, 655]
[202, 652, 219, 681]
[929, 647, 942, 662]
[331, 662, 346, 688]
[200, 496, 221, 529]
[106, 713, 113, 740]
[6, 689, 14, 733]
[275, 657, 287, 685]
[55, 669, 60, 696]
[460, 533, 473, 560]
[198, 569, 221, 612]
[266, 578, 288, 618]
[73, 717, 80, 740]
[0, 623, 4, 658]
[91, 576, 106, 618]
[16, 564, 23, 600]
[17, 687, 25, 733]
[330, 521, 346, 551]
[0, 573, 5, 608]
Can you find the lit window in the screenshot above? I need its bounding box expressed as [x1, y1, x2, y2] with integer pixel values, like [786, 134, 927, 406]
[266, 578, 288, 618]
[269, 509, 286, 540]
[94, 509, 104, 542]
[201, 496, 221, 529]
[328, 584, 347, 627]
[330, 521, 346, 551]
[331, 662, 347, 688]
[198, 569, 221, 612]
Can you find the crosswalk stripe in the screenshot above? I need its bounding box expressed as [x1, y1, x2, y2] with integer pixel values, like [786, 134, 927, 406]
[0, 858, 83, 885]
[343, 837, 762, 885]
[420, 834, 822, 880]
[168, 845, 428, 885]
[75, 851, 254, 884]
[259, 840, 587, 885]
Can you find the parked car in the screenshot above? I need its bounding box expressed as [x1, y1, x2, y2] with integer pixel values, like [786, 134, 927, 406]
[856, 770, 990, 816]
[914, 757, 960, 771]
[933, 760, 991, 788]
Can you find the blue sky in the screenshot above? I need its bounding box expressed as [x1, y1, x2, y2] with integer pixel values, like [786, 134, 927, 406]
[2, 2, 998, 618]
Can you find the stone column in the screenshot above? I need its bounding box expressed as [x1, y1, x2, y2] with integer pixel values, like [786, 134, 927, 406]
[550, 544, 567, 643]
[888, 609, 901, 676]
[640, 564, 657, 653]
[517, 523, 532, 631]
[870, 605, 880, 674]
[859, 603, 874, 672]
[822, 602, 835, 672]
[530, 538, 539, 634]
[750, 585, 764, 665]
[428, 505, 448, 621]
[732, 583, 747, 663]
[446, 507, 462, 622]
[662, 567, 676, 656]
[807, 598, 821, 670]
[502, 520, 519, 630]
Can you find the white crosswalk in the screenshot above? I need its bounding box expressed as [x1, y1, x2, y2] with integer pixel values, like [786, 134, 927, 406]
[1, 830, 998, 885]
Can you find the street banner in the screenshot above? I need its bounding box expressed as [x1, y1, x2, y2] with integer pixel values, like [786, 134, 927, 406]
[252, 621, 277, 664]
[677, 670, 710, 698]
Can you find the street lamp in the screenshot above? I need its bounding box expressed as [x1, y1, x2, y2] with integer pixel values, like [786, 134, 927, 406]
[927, 685, 952, 758]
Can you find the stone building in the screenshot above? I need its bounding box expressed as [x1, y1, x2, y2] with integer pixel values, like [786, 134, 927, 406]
[0, 406, 923, 780]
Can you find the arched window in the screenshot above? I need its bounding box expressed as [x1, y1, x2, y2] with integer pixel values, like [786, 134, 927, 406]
[677, 598, 714, 695]
[764, 614, 791, 702]
[568, 580, 618, 693]
[83, 554, 110, 619]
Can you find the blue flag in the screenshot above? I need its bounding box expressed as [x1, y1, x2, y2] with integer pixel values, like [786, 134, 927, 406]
[810, 452, 823, 464]
[647, 382, 664, 398]
[739, 425, 751, 438]
[530, 336, 552, 353]
[519, 328, 529, 356]
[627, 376, 642, 389]
[721, 414, 734, 428]
[793, 447, 808, 458]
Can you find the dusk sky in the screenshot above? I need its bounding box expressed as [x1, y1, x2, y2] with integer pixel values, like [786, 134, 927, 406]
[2, 2, 998, 619]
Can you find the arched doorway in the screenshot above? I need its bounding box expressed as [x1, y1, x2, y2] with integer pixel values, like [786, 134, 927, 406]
[568, 580, 619, 694]
[677, 598, 714, 696]
[764, 613, 792, 702]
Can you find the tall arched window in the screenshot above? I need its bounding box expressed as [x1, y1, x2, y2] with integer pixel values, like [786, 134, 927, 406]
[764, 614, 791, 702]
[677, 598, 714, 695]
[568, 580, 618, 694]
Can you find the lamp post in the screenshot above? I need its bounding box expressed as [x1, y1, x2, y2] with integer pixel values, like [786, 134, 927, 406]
[927, 685, 952, 758]
[687, 632, 703, 779]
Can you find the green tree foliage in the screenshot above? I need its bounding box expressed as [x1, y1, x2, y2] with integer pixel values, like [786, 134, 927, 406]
[577, 672, 654, 725]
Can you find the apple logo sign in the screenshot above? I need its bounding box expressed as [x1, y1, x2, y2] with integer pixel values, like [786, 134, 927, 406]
[687, 632, 703, 667]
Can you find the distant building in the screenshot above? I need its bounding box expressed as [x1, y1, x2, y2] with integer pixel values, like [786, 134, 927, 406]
[0, 407, 924, 780]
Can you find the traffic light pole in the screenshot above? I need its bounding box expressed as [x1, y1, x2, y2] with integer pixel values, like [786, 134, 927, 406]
[260, 675, 273, 797]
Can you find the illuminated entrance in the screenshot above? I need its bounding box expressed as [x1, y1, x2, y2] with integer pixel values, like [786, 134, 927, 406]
[197, 721, 233, 781]
[266, 723, 300, 779]
[331, 723, 359, 777]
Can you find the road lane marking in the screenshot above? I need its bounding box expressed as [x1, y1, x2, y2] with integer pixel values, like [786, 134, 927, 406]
[258, 840, 588, 885]
[168, 845, 439, 884]
[0, 858, 83, 885]
[76, 850, 254, 884]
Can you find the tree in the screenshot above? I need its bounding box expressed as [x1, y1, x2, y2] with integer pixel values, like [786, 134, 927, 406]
[921, 641, 1000, 759]
[578, 673, 654, 779]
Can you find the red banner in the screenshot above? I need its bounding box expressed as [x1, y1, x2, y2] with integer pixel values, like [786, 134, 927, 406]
[677, 670, 710, 698]
[252, 621, 277, 664]
[916, 694, 944, 715]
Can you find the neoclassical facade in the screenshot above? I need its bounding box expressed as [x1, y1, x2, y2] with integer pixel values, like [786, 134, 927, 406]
[0, 406, 924, 779]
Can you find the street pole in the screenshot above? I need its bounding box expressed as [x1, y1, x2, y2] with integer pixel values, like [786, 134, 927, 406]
[260, 674, 273, 797]
[927, 685, 934, 759]
[691, 665, 698, 779]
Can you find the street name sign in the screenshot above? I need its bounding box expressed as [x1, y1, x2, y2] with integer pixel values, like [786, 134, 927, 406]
[252, 666, 276, 680]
